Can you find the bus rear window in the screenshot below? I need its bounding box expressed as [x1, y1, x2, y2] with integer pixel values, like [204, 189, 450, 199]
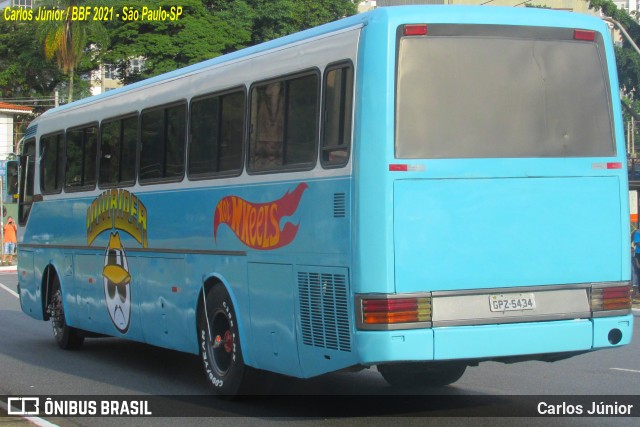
[395, 25, 615, 159]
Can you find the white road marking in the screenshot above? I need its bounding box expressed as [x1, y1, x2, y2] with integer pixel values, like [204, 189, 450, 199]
[0, 399, 60, 427]
[610, 368, 640, 374]
[0, 282, 18, 298]
[0, 286, 59, 427]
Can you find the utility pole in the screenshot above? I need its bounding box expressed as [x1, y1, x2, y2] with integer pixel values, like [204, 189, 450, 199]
[602, 17, 640, 57]
[628, 120, 631, 156]
[101, 64, 105, 94]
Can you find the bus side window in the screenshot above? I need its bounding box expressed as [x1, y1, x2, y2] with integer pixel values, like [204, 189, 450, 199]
[40, 133, 64, 194]
[65, 125, 98, 191]
[18, 138, 36, 226]
[248, 72, 319, 173]
[99, 115, 137, 187]
[321, 63, 353, 168]
[140, 103, 186, 183]
[188, 90, 244, 178]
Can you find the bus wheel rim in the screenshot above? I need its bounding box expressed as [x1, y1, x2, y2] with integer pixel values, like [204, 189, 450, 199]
[211, 312, 233, 374]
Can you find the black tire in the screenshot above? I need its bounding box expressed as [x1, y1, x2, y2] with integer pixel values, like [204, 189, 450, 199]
[378, 362, 467, 388]
[47, 274, 84, 350]
[198, 285, 249, 397]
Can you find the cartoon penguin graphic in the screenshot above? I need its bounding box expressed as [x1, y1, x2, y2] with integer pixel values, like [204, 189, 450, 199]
[103, 232, 131, 333]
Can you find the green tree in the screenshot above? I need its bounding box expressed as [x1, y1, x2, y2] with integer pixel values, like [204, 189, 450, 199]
[103, 0, 356, 83]
[36, 0, 109, 103]
[0, 19, 63, 104]
[101, 0, 253, 83]
[247, 0, 357, 45]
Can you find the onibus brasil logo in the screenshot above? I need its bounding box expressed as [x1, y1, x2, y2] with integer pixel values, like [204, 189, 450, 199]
[214, 183, 308, 250]
[86, 189, 148, 333]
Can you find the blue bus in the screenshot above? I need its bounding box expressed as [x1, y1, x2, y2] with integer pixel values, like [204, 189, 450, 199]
[17, 6, 634, 395]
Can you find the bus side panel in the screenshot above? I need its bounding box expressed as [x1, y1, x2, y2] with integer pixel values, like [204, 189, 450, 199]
[137, 255, 193, 352]
[248, 262, 302, 376]
[72, 252, 146, 343]
[211, 177, 354, 376]
[73, 253, 101, 327]
[17, 249, 40, 319]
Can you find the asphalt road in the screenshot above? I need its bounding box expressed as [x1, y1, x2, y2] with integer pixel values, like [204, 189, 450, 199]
[0, 271, 638, 426]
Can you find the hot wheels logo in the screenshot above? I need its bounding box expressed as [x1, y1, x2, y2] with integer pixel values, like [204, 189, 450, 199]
[214, 183, 308, 250]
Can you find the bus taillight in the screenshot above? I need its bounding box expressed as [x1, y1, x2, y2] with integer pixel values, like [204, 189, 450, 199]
[404, 24, 428, 36]
[591, 284, 632, 312]
[360, 296, 431, 326]
[574, 29, 595, 41]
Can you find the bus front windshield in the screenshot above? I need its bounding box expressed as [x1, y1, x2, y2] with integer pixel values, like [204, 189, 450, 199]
[395, 25, 616, 159]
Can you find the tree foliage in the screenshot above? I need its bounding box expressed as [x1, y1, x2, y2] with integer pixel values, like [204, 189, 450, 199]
[36, 0, 109, 102]
[101, 0, 253, 83]
[0, 19, 63, 104]
[589, 0, 640, 118]
[246, 0, 356, 45]
[1, 0, 356, 102]
[102, 0, 355, 83]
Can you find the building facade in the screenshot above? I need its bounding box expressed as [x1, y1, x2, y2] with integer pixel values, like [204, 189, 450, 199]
[0, 0, 34, 9]
[0, 102, 32, 160]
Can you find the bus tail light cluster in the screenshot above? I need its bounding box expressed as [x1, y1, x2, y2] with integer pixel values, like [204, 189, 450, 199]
[590, 283, 632, 313]
[356, 294, 432, 330]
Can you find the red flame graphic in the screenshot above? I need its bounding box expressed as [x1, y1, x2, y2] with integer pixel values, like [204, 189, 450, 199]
[214, 183, 308, 250]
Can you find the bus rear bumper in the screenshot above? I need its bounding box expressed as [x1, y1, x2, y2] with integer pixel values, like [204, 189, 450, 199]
[355, 315, 633, 364]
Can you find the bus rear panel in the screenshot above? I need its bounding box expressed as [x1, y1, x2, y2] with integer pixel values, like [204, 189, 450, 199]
[353, 7, 632, 373]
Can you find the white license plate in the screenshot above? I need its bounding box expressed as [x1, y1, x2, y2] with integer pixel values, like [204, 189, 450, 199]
[489, 293, 536, 312]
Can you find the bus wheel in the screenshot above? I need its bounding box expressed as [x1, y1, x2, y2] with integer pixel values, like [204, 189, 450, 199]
[47, 275, 84, 350]
[378, 362, 467, 388]
[198, 285, 249, 397]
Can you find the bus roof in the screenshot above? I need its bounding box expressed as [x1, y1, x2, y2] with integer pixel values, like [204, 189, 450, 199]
[28, 5, 607, 128]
